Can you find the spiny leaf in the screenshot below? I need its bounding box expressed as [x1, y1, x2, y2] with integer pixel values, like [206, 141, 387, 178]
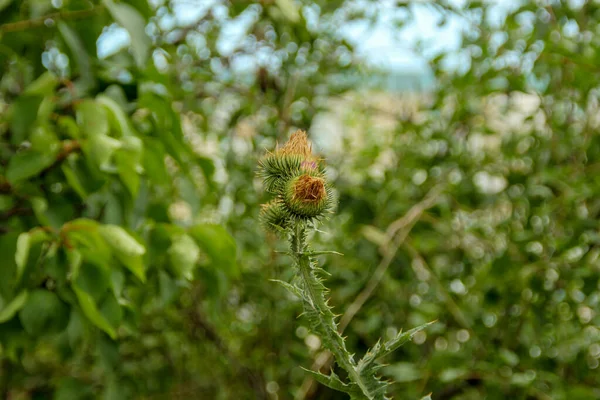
[305, 250, 344, 256]
[359, 321, 437, 370]
[270, 279, 306, 301]
[301, 368, 359, 395]
[378, 321, 436, 357]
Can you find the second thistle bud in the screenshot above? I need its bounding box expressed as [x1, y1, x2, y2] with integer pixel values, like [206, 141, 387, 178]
[260, 200, 291, 232]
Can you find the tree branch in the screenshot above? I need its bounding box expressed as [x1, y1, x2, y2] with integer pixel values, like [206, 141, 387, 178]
[0, 6, 105, 34]
[0, 206, 33, 220]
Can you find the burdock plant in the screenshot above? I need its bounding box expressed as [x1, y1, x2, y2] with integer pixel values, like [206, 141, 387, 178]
[259, 131, 433, 399]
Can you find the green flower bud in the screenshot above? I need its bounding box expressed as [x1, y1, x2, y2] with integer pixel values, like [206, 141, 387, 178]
[260, 200, 291, 233]
[259, 153, 303, 193]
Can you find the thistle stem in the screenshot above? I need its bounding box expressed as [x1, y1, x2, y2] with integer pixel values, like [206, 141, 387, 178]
[291, 223, 374, 399]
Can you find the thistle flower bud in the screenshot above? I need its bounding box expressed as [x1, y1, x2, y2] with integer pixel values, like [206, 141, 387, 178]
[284, 173, 331, 219]
[260, 200, 291, 233]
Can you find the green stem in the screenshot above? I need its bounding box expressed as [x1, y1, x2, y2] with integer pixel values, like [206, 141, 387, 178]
[291, 223, 374, 399]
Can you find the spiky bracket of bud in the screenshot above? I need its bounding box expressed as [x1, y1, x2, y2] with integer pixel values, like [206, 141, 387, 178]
[258, 131, 433, 400]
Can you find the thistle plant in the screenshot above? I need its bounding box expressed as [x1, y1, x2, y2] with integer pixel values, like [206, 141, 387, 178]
[259, 131, 433, 399]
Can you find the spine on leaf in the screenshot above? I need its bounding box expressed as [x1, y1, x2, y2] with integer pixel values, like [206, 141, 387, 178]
[258, 130, 432, 400]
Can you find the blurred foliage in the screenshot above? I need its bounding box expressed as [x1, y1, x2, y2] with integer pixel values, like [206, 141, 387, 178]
[0, 0, 599, 400]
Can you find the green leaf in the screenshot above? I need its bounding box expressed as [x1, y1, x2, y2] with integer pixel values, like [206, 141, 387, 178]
[439, 368, 468, 383]
[189, 224, 238, 278]
[54, 377, 94, 400]
[0, 195, 14, 212]
[197, 155, 215, 183]
[30, 196, 50, 226]
[111, 269, 125, 301]
[18, 289, 69, 336]
[275, 0, 300, 23]
[168, 234, 200, 280]
[29, 125, 60, 153]
[0, 291, 28, 323]
[103, 376, 130, 400]
[58, 115, 80, 139]
[62, 164, 88, 199]
[58, 22, 94, 90]
[97, 95, 134, 137]
[66, 308, 87, 349]
[121, 136, 143, 161]
[15, 229, 50, 284]
[143, 139, 169, 185]
[73, 284, 117, 339]
[76, 99, 109, 137]
[98, 225, 145, 257]
[0, 0, 13, 13]
[29, 0, 52, 17]
[86, 134, 122, 172]
[9, 96, 43, 145]
[99, 292, 122, 330]
[114, 136, 143, 196]
[37, 96, 56, 122]
[22, 72, 59, 96]
[98, 225, 146, 281]
[63, 219, 112, 269]
[137, 94, 189, 165]
[67, 250, 83, 282]
[0, 234, 18, 299]
[97, 334, 119, 370]
[6, 150, 56, 184]
[499, 348, 520, 367]
[114, 152, 140, 196]
[75, 262, 111, 303]
[102, 0, 151, 69]
[159, 271, 178, 306]
[14, 233, 31, 281]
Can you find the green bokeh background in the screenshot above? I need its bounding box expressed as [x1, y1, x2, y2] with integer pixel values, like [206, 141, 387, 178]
[0, 1, 599, 399]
